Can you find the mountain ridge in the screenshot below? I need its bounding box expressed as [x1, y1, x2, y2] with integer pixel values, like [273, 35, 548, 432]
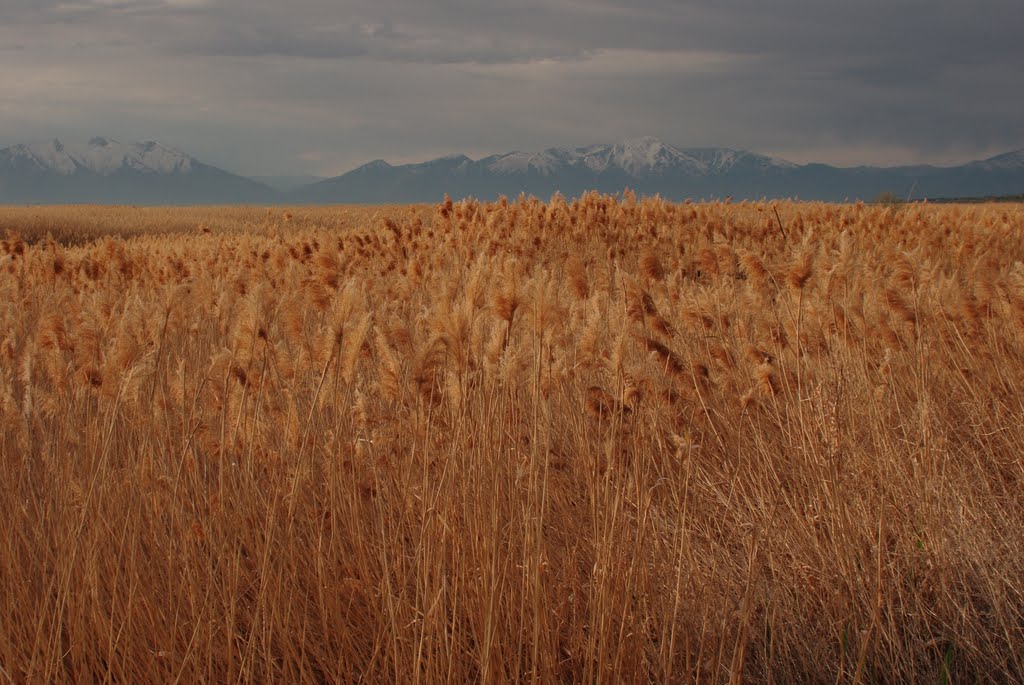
[294, 138, 1024, 204]
[0, 137, 276, 204]
[2, 136, 1022, 204]
[4, 137, 196, 176]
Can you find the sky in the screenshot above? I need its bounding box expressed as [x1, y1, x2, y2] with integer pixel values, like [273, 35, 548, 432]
[0, 0, 1022, 177]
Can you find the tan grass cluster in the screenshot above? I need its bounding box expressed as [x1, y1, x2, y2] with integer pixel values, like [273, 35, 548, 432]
[1, 197, 1023, 681]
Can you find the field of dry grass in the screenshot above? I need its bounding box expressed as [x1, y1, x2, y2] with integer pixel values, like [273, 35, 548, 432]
[1, 196, 1023, 682]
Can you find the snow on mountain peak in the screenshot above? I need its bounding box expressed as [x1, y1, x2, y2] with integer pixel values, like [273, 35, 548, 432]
[487, 138, 704, 176]
[2, 137, 195, 176]
[685, 147, 799, 173]
[606, 137, 696, 174]
[487, 150, 562, 175]
[617, 136, 668, 159]
[480, 138, 801, 177]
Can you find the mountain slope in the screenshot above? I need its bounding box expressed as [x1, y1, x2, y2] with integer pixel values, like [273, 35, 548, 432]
[249, 175, 326, 192]
[1, 136, 1020, 204]
[0, 138, 277, 204]
[291, 138, 797, 203]
[291, 138, 1024, 204]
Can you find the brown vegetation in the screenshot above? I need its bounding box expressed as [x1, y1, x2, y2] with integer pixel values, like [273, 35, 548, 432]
[1, 196, 1023, 681]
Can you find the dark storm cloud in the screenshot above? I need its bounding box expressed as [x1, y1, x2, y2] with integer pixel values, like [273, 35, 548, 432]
[0, 0, 1021, 174]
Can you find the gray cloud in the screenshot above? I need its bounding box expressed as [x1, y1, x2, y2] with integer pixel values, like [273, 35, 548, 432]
[0, 0, 1021, 175]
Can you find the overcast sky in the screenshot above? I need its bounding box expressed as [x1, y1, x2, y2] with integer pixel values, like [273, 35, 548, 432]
[1, 0, 1021, 176]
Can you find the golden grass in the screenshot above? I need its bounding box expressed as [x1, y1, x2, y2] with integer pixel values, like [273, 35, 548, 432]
[1, 196, 1023, 681]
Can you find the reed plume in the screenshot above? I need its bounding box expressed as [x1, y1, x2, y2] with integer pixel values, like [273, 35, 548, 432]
[0, 200, 1022, 683]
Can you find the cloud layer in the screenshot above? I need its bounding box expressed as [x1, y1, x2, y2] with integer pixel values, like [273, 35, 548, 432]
[1, 0, 1021, 175]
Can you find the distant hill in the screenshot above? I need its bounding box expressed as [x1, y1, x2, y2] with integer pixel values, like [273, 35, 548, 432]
[1, 136, 1021, 204]
[291, 138, 1024, 204]
[0, 137, 277, 204]
[248, 175, 326, 193]
[927, 193, 1024, 204]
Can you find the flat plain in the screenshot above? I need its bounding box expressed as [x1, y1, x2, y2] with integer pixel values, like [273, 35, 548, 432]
[1, 197, 1023, 682]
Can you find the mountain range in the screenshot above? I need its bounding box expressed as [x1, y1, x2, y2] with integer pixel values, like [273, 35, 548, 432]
[0, 137, 271, 204]
[1, 136, 1022, 205]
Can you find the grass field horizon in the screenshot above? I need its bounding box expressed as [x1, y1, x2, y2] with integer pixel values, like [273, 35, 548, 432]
[2, 196, 1023, 682]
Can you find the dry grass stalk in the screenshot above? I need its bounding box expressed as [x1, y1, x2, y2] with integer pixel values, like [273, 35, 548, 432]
[0, 199, 1022, 682]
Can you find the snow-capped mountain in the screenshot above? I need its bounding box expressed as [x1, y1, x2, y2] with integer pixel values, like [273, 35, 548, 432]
[481, 138, 795, 177]
[965, 149, 1024, 172]
[0, 137, 276, 204]
[293, 138, 1024, 204]
[5, 137, 194, 176]
[1, 136, 1020, 204]
[682, 147, 799, 174]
